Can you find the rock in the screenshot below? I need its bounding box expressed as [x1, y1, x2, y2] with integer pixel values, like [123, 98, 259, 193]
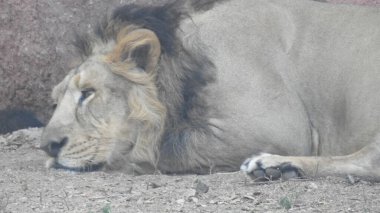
[307, 182, 318, 190]
[193, 179, 209, 194]
[346, 174, 359, 185]
[209, 200, 217, 204]
[184, 189, 197, 199]
[189, 197, 198, 203]
[176, 199, 185, 204]
[253, 192, 262, 196]
[147, 182, 160, 189]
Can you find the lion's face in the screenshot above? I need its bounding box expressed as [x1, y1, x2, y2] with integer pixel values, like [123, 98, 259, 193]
[41, 28, 166, 172]
[42, 58, 133, 171]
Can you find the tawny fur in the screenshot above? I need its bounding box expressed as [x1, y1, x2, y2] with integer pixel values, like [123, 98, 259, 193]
[41, 0, 380, 180]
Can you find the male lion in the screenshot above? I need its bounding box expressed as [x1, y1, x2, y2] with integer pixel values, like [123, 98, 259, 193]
[41, 0, 380, 180]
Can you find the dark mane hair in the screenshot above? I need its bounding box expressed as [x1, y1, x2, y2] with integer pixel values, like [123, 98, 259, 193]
[109, 3, 184, 55]
[74, 3, 184, 57]
[74, 1, 226, 57]
[73, 2, 221, 173]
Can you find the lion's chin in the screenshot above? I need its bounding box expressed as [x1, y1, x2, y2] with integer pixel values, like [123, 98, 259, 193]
[45, 158, 105, 172]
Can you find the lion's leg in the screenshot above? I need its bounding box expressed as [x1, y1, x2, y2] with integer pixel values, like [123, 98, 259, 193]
[241, 137, 380, 181]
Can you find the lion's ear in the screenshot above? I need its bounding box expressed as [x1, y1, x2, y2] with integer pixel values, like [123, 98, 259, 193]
[110, 29, 161, 73]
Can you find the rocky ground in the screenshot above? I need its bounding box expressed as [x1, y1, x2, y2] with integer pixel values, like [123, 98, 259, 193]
[1, 128, 380, 212]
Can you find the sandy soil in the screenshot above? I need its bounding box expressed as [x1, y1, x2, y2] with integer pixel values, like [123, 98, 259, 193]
[0, 128, 380, 212]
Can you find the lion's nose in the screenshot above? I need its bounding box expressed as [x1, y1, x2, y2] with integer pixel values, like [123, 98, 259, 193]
[40, 137, 68, 157]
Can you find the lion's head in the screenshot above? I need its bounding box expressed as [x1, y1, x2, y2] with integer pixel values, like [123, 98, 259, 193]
[41, 3, 216, 174]
[40, 11, 171, 174]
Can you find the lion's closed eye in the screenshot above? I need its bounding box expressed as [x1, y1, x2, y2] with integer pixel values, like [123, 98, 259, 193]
[79, 88, 95, 105]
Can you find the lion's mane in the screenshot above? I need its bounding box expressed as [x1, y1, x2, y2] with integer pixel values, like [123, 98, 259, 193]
[73, 2, 222, 173]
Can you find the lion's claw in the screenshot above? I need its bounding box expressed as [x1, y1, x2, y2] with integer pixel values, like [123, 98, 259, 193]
[241, 153, 303, 181]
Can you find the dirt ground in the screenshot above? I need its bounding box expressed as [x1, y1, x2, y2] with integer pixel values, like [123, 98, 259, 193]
[0, 129, 379, 212]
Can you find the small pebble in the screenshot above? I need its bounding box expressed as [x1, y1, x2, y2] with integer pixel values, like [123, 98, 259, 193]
[194, 179, 209, 194]
[176, 199, 185, 204]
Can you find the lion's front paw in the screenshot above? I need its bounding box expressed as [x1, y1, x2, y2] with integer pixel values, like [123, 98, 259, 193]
[240, 153, 304, 181]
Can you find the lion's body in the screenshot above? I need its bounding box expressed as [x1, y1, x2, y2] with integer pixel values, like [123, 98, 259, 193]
[41, 0, 380, 179]
[191, 0, 380, 154]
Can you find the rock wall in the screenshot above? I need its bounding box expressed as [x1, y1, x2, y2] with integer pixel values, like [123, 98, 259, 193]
[0, 0, 161, 123]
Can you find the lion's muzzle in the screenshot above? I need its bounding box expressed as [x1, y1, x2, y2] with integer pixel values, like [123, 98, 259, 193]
[40, 136, 68, 158]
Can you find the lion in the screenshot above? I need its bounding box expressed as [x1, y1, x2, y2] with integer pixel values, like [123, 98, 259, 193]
[40, 0, 380, 180]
